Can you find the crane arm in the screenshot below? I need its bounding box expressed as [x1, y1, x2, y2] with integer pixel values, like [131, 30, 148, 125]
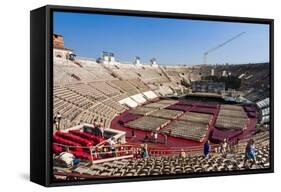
[204, 32, 246, 56]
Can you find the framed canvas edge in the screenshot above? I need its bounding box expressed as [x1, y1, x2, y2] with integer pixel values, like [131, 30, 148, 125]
[32, 4, 274, 187]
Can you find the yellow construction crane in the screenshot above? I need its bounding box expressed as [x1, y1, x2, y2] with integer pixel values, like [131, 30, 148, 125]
[203, 32, 246, 64]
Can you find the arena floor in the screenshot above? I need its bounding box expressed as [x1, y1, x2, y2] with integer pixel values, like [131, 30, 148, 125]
[110, 99, 257, 148]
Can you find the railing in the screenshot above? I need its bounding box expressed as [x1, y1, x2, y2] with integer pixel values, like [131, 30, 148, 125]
[148, 144, 220, 157]
[53, 130, 269, 163]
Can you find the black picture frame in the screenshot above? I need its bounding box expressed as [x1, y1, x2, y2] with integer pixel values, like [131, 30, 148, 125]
[30, 5, 274, 187]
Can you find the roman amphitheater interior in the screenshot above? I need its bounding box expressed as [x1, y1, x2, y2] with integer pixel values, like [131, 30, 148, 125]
[52, 34, 271, 180]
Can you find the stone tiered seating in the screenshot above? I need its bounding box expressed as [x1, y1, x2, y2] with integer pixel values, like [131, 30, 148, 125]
[55, 143, 270, 177]
[54, 65, 78, 84]
[110, 80, 139, 95]
[164, 66, 190, 85]
[103, 98, 126, 113]
[154, 85, 174, 96]
[112, 93, 131, 103]
[256, 98, 269, 109]
[90, 103, 117, 120]
[53, 96, 82, 127]
[66, 83, 107, 101]
[125, 116, 170, 131]
[243, 90, 269, 102]
[166, 70, 182, 83]
[88, 82, 121, 97]
[143, 99, 178, 109]
[54, 86, 93, 109]
[128, 79, 150, 91]
[53, 130, 270, 179]
[108, 64, 140, 80]
[73, 111, 99, 125]
[77, 59, 116, 81]
[57, 61, 101, 82]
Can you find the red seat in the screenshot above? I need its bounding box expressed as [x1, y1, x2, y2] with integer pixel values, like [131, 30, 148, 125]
[53, 135, 82, 152]
[55, 132, 93, 147]
[69, 130, 104, 144]
[53, 144, 63, 154]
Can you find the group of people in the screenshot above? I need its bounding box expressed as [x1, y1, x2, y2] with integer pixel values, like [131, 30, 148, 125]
[55, 137, 257, 170]
[93, 119, 105, 138]
[142, 131, 170, 145]
[108, 137, 117, 157]
[216, 137, 257, 167]
[143, 131, 158, 143]
[216, 138, 241, 157]
[140, 143, 149, 158]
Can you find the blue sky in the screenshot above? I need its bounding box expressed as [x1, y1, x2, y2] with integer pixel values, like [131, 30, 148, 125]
[53, 11, 269, 65]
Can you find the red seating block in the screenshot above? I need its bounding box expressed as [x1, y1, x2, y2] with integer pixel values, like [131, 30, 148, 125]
[55, 132, 93, 147]
[69, 130, 104, 144]
[53, 144, 63, 154]
[53, 135, 83, 152]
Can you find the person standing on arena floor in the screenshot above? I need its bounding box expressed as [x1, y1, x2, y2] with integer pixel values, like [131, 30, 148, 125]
[153, 131, 158, 143]
[150, 131, 154, 142]
[141, 144, 149, 158]
[204, 140, 211, 158]
[143, 132, 149, 142]
[164, 133, 168, 145]
[221, 138, 228, 157]
[179, 148, 186, 158]
[131, 129, 136, 138]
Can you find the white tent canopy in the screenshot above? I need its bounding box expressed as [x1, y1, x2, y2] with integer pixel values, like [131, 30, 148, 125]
[130, 93, 147, 104]
[143, 91, 158, 100]
[118, 97, 138, 108]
